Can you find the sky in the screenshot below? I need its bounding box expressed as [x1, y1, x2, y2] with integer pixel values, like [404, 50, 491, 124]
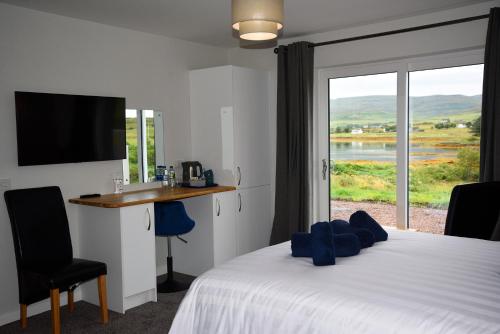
[329, 64, 484, 99]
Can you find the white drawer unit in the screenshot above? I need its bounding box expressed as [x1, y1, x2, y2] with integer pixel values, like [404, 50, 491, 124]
[78, 203, 157, 314]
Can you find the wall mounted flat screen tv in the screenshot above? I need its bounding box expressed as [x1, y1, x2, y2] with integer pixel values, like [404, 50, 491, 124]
[15, 91, 126, 166]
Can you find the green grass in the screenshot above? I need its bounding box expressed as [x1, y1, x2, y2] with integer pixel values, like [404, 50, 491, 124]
[331, 147, 479, 209]
[331, 120, 480, 146]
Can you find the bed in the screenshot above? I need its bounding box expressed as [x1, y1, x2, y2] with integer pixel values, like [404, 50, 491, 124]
[169, 230, 500, 334]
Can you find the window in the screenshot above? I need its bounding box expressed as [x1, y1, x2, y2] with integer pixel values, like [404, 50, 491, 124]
[123, 109, 164, 184]
[319, 50, 483, 234]
[408, 65, 483, 233]
[329, 73, 398, 225]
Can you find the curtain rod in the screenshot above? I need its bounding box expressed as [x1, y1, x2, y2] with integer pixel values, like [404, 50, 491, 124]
[273, 13, 490, 54]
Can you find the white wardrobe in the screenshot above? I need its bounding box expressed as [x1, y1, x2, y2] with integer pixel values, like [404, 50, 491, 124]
[189, 65, 272, 260]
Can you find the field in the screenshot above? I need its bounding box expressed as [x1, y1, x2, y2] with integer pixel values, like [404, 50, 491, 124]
[330, 117, 480, 209]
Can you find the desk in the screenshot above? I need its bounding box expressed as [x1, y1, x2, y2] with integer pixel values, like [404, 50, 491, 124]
[69, 185, 236, 208]
[70, 186, 236, 313]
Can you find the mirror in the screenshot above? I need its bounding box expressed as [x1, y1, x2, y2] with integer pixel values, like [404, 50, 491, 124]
[122, 109, 164, 185]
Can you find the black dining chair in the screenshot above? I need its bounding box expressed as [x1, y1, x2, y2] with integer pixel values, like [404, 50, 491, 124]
[444, 181, 500, 240]
[4, 186, 109, 334]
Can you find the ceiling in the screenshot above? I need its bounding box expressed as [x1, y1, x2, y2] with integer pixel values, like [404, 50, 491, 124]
[0, 0, 487, 47]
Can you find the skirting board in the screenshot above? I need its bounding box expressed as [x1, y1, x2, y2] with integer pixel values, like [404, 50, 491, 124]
[0, 290, 82, 326]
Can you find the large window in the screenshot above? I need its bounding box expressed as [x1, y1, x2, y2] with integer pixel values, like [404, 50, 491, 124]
[320, 51, 483, 234]
[123, 109, 164, 184]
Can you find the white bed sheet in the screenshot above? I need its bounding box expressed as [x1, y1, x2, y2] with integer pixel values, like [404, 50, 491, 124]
[169, 230, 500, 334]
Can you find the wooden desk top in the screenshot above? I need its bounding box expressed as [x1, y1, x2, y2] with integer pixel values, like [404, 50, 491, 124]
[69, 185, 236, 208]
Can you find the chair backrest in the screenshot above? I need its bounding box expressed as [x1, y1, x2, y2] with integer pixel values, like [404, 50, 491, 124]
[4, 186, 73, 272]
[444, 182, 500, 240]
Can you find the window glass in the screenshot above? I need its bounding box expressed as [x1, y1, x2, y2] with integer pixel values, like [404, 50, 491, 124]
[143, 110, 156, 182]
[329, 72, 397, 227]
[408, 64, 483, 233]
[124, 109, 161, 184]
[125, 109, 139, 184]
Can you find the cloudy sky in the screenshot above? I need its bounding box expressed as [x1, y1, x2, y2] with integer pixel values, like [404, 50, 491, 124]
[329, 64, 483, 99]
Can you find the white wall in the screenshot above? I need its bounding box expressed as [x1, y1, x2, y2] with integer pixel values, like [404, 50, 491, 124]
[0, 3, 228, 325]
[227, 0, 500, 222]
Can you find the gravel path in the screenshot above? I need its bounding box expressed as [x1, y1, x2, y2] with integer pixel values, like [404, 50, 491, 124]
[331, 200, 447, 234]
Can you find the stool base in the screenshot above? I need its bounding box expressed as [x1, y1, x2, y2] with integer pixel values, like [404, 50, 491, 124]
[157, 278, 191, 293]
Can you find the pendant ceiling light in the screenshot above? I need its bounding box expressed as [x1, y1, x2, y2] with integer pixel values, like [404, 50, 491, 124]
[232, 0, 284, 41]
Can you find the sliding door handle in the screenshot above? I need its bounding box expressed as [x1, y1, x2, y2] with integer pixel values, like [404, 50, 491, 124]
[322, 159, 328, 180]
[238, 193, 242, 212]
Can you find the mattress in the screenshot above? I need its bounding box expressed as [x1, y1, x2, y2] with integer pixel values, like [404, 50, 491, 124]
[169, 230, 500, 334]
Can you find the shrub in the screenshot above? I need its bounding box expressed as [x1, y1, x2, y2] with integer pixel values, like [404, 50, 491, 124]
[455, 148, 480, 181]
[470, 116, 481, 136]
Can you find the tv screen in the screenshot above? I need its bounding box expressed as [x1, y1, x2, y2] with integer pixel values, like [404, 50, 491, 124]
[15, 91, 126, 166]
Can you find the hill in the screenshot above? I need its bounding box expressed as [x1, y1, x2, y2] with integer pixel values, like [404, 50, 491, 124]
[330, 95, 481, 125]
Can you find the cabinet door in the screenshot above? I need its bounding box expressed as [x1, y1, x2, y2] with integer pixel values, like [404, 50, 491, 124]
[233, 67, 270, 188]
[120, 204, 156, 297]
[213, 191, 237, 266]
[190, 66, 234, 186]
[236, 185, 271, 256]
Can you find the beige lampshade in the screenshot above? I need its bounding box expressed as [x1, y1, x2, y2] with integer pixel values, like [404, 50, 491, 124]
[232, 0, 284, 41]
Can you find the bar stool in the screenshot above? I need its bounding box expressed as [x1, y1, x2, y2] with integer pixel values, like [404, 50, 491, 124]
[154, 201, 195, 293]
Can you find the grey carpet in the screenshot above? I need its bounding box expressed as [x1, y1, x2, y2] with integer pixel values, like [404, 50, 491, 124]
[0, 274, 192, 334]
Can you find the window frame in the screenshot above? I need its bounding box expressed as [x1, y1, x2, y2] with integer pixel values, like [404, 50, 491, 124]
[123, 109, 164, 185]
[317, 48, 484, 229]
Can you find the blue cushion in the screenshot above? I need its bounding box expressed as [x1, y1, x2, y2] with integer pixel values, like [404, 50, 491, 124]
[349, 211, 388, 242]
[292, 232, 360, 258]
[330, 219, 375, 248]
[311, 222, 336, 266]
[154, 201, 195, 236]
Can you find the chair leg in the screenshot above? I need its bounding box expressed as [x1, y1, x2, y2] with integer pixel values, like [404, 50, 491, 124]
[68, 290, 75, 312]
[20, 304, 27, 329]
[97, 275, 109, 324]
[50, 289, 61, 334]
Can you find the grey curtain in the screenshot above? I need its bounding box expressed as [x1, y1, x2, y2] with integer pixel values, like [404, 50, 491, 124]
[480, 7, 500, 182]
[270, 42, 314, 245]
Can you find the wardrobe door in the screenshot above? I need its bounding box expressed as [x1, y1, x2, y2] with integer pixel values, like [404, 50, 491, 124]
[213, 191, 237, 266]
[236, 185, 272, 256]
[233, 67, 270, 189]
[190, 66, 234, 185]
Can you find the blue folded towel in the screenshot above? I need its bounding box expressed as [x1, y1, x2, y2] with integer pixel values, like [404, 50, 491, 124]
[291, 232, 312, 257]
[332, 233, 361, 257]
[330, 219, 375, 248]
[349, 211, 388, 242]
[311, 222, 336, 266]
[291, 232, 360, 258]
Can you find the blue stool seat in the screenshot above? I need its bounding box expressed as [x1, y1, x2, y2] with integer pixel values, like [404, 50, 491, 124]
[155, 201, 195, 236]
[154, 201, 196, 293]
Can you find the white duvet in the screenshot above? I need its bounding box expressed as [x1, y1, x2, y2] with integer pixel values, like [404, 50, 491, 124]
[169, 230, 500, 334]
